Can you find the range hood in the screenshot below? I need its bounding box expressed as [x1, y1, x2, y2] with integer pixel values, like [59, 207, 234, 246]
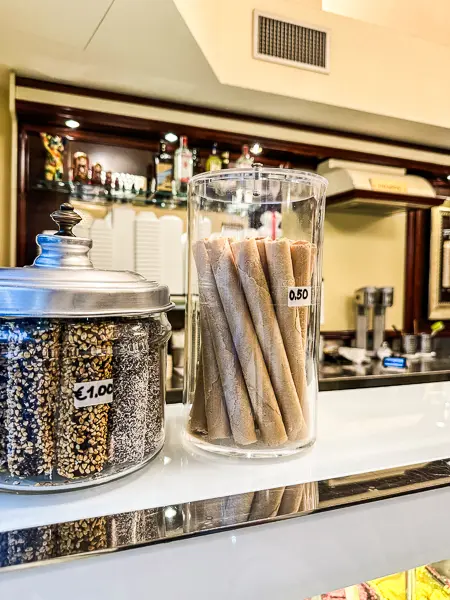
[317, 160, 443, 214]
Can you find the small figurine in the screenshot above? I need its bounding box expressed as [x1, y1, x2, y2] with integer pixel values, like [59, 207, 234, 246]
[91, 162, 102, 185]
[105, 171, 112, 189]
[72, 152, 89, 183]
[114, 177, 120, 191]
[40, 133, 65, 181]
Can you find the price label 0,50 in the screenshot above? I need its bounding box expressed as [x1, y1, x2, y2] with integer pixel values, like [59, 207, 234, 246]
[73, 379, 114, 408]
[288, 286, 312, 308]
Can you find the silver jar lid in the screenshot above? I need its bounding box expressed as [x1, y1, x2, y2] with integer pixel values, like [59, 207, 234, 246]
[0, 203, 174, 318]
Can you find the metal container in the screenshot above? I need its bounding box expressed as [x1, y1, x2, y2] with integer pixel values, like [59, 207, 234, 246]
[184, 166, 327, 458]
[0, 204, 173, 492]
[402, 334, 418, 355]
[419, 333, 432, 354]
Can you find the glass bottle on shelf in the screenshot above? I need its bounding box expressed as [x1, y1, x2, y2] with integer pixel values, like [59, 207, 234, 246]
[236, 144, 253, 167]
[221, 151, 230, 169]
[192, 148, 202, 175]
[174, 135, 193, 197]
[154, 141, 174, 197]
[205, 142, 222, 172]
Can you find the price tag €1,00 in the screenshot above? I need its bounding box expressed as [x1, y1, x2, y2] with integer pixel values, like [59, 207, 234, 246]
[73, 379, 114, 408]
[288, 286, 312, 308]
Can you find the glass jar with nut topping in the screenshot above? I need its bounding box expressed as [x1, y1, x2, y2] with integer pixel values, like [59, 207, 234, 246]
[0, 203, 173, 491]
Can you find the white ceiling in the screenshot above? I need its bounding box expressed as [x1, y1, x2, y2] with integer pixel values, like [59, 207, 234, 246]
[1, 0, 450, 149]
[0, 0, 113, 48]
[323, 0, 450, 46]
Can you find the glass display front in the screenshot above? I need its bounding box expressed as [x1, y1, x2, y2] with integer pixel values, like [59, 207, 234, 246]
[306, 562, 450, 600]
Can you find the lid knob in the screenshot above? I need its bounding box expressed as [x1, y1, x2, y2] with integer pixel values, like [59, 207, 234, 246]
[51, 203, 82, 237]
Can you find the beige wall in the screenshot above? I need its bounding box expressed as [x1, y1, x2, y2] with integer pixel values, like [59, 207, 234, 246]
[322, 211, 406, 331]
[0, 68, 11, 266]
[322, 0, 447, 46]
[175, 0, 450, 131]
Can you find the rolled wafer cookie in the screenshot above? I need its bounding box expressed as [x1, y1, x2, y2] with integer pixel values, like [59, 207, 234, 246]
[192, 240, 257, 446]
[206, 237, 287, 447]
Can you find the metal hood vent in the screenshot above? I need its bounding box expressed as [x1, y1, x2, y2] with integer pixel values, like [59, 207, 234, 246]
[317, 160, 442, 215]
[253, 11, 329, 73]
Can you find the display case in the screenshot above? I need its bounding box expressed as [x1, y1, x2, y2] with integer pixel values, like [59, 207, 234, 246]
[308, 563, 450, 600]
[1, 379, 450, 599]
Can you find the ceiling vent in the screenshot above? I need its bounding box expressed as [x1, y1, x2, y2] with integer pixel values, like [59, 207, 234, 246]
[253, 11, 330, 74]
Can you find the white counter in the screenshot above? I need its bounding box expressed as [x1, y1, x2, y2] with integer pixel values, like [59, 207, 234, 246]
[2, 380, 450, 599]
[2, 380, 450, 531]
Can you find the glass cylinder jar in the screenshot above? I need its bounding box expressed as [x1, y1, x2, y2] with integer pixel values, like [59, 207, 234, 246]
[184, 166, 327, 458]
[0, 204, 173, 491]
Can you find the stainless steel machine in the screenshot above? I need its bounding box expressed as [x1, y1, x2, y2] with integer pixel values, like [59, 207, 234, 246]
[373, 286, 394, 352]
[354, 286, 394, 353]
[355, 286, 377, 351]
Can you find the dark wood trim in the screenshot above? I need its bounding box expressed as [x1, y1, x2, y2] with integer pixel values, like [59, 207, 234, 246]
[15, 76, 450, 158]
[320, 330, 356, 341]
[413, 210, 427, 328]
[326, 189, 446, 209]
[321, 330, 399, 343]
[403, 208, 433, 333]
[16, 100, 450, 175]
[16, 128, 28, 267]
[404, 210, 417, 333]
[19, 121, 159, 152]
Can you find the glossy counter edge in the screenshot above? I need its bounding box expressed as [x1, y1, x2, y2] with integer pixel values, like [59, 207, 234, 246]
[319, 369, 450, 391]
[1, 458, 449, 573]
[167, 371, 450, 400]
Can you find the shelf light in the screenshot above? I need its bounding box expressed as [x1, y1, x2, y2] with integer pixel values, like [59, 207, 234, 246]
[447, 175, 450, 181]
[250, 142, 263, 155]
[65, 119, 80, 129]
[165, 132, 178, 143]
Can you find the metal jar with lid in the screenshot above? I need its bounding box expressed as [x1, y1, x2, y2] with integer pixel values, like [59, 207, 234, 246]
[0, 203, 173, 492]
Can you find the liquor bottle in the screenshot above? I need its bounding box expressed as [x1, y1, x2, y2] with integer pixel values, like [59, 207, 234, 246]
[174, 135, 193, 197]
[221, 151, 230, 169]
[192, 148, 202, 175]
[154, 141, 174, 197]
[236, 144, 253, 168]
[205, 142, 222, 172]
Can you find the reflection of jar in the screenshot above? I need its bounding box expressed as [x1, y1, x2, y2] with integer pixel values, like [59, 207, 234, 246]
[185, 166, 327, 458]
[443, 241, 450, 288]
[0, 203, 173, 492]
